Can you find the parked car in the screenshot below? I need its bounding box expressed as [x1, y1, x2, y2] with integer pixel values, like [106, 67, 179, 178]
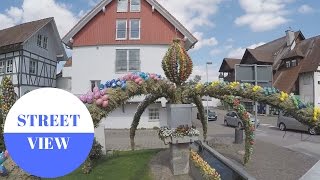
[224, 111, 260, 128]
[277, 111, 317, 135]
[197, 110, 217, 121]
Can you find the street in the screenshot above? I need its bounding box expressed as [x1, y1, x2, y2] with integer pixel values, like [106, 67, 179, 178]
[194, 108, 320, 160]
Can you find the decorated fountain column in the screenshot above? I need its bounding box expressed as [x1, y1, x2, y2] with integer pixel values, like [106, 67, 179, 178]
[167, 104, 195, 175]
[162, 39, 197, 175]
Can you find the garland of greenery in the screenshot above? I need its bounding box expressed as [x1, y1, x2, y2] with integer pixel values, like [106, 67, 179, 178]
[81, 40, 318, 166]
[221, 95, 254, 165]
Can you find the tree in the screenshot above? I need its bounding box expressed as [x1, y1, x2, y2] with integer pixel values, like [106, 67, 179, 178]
[186, 75, 201, 86]
[0, 76, 17, 151]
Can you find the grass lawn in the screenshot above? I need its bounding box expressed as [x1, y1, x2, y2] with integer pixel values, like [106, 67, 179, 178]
[49, 149, 161, 180]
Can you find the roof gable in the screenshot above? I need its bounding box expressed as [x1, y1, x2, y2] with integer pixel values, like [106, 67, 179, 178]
[219, 58, 241, 72]
[0, 18, 52, 49]
[62, 0, 197, 50]
[0, 18, 67, 61]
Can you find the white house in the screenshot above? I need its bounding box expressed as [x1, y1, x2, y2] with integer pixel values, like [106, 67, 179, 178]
[60, 0, 198, 129]
[0, 18, 67, 97]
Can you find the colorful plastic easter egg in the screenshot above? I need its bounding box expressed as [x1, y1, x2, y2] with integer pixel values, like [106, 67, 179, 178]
[95, 99, 103, 106]
[102, 95, 108, 101]
[94, 92, 100, 99]
[102, 100, 109, 108]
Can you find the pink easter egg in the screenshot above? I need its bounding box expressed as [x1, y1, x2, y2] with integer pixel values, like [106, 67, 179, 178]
[95, 99, 103, 106]
[93, 87, 99, 92]
[102, 95, 109, 101]
[80, 95, 86, 103]
[150, 74, 155, 79]
[135, 78, 140, 83]
[87, 98, 93, 104]
[100, 89, 106, 96]
[138, 81, 143, 85]
[102, 100, 109, 108]
[94, 93, 100, 99]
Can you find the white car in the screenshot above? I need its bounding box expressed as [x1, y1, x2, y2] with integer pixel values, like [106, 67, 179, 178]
[224, 111, 260, 128]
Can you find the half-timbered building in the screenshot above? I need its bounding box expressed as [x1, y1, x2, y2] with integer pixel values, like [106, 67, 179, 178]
[0, 18, 67, 97]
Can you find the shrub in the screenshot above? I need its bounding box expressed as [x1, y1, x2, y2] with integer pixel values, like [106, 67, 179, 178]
[82, 138, 103, 174]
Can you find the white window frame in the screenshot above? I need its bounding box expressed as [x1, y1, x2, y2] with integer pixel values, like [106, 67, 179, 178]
[0, 61, 4, 74]
[37, 34, 42, 47]
[6, 59, 13, 73]
[43, 36, 48, 49]
[291, 59, 297, 67]
[115, 49, 140, 73]
[285, 61, 291, 68]
[117, 0, 128, 12]
[116, 20, 127, 40]
[148, 108, 160, 121]
[129, 19, 140, 40]
[130, 0, 141, 12]
[29, 60, 37, 74]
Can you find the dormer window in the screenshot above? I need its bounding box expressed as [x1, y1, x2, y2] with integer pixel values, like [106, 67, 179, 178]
[285, 59, 298, 68]
[291, 59, 297, 67]
[117, 0, 128, 12]
[286, 61, 291, 68]
[130, 0, 141, 12]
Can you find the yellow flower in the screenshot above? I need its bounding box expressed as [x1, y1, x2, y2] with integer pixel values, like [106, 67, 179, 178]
[252, 85, 262, 92]
[211, 81, 220, 87]
[195, 83, 203, 91]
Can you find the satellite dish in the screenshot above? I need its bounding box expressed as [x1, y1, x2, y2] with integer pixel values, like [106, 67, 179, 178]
[102, 7, 106, 13]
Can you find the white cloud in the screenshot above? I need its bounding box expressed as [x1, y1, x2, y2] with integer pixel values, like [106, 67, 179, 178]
[192, 32, 218, 50]
[235, 0, 292, 32]
[298, 4, 314, 14]
[227, 42, 265, 58]
[0, 0, 80, 37]
[157, 0, 222, 33]
[190, 64, 220, 83]
[210, 49, 223, 56]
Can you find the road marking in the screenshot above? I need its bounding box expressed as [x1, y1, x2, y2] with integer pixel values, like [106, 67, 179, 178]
[260, 123, 271, 126]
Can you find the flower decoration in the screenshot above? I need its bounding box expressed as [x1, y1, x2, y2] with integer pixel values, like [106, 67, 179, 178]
[228, 81, 240, 89]
[195, 83, 204, 91]
[190, 150, 221, 180]
[313, 107, 320, 121]
[158, 125, 200, 141]
[279, 91, 289, 102]
[162, 39, 193, 86]
[210, 81, 220, 87]
[252, 85, 262, 92]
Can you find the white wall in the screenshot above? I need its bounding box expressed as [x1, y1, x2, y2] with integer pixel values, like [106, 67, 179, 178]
[103, 103, 167, 129]
[57, 77, 72, 92]
[299, 72, 314, 105]
[314, 70, 320, 107]
[71, 45, 168, 95]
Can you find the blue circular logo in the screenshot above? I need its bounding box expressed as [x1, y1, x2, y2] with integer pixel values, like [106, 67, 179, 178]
[4, 88, 94, 178]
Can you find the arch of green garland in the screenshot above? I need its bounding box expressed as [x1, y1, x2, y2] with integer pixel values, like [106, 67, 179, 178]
[82, 74, 319, 165]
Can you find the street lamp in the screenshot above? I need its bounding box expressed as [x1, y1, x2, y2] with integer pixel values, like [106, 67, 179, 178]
[206, 62, 213, 124]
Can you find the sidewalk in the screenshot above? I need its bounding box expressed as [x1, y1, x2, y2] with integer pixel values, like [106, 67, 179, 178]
[300, 160, 320, 180]
[208, 136, 318, 180]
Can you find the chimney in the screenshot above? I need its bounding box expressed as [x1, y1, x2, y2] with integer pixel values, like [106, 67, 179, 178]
[285, 30, 295, 46]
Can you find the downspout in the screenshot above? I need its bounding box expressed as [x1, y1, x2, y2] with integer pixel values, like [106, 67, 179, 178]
[313, 71, 316, 107]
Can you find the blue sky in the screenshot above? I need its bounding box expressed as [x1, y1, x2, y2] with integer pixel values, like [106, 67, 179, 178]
[0, 0, 319, 81]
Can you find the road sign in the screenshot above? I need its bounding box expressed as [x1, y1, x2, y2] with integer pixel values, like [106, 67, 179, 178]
[235, 64, 273, 87]
[235, 64, 273, 130]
